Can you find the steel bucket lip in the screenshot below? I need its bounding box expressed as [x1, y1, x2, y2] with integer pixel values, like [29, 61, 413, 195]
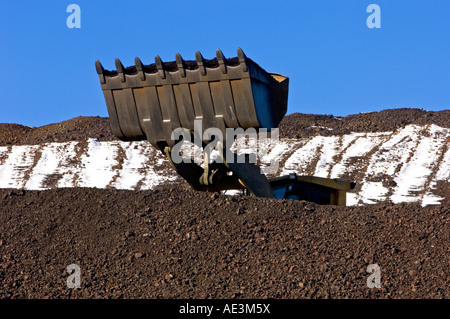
[101, 57, 246, 77]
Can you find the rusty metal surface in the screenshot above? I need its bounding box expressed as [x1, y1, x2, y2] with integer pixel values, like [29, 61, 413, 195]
[268, 174, 356, 206]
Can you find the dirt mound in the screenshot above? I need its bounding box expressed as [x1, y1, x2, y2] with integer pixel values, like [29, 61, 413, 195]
[278, 108, 450, 138]
[0, 187, 448, 299]
[0, 124, 34, 146]
[0, 116, 117, 146]
[1, 108, 449, 146]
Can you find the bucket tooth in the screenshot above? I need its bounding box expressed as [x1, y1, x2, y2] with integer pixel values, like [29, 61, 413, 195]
[216, 49, 227, 74]
[195, 51, 206, 76]
[135, 57, 146, 81]
[155, 55, 166, 79]
[175, 53, 186, 78]
[115, 58, 126, 83]
[237, 48, 248, 72]
[95, 60, 105, 84]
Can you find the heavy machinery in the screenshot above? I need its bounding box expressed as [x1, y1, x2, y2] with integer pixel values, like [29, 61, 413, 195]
[95, 48, 355, 205]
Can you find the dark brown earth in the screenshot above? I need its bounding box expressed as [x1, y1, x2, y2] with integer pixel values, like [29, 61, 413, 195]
[0, 116, 117, 146]
[2, 108, 449, 146]
[0, 108, 449, 300]
[0, 187, 448, 299]
[278, 108, 450, 138]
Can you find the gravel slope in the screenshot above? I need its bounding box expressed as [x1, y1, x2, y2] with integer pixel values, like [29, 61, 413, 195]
[1, 108, 449, 299]
[0, 187, 448, 299]
[1, 108, 450, 146]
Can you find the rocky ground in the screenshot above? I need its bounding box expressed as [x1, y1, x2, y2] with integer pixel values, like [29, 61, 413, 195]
[278, 108, 450, 138]
[2, 108, 450, 146]
[0, 187, 448, 299]
[0, 108, 449, 299]
[0, 116, 116, 146]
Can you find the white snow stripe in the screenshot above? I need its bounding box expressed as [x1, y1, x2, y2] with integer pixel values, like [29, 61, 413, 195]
[0, 145, 40, 188]
[0, 124, 449, 206]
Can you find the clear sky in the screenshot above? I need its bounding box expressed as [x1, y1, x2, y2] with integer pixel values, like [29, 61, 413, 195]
[1, 0, 449, 127]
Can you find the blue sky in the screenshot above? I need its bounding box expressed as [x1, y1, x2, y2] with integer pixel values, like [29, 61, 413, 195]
[1, 0, 449, 127]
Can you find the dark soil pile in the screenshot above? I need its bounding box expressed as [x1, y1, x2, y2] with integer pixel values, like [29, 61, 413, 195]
[0, 187, 448, 299]
[0, 124, 34, 146]
[2, 108, 449, 146]
[278, 108, 450, 138]
[0, 116, 117, 146]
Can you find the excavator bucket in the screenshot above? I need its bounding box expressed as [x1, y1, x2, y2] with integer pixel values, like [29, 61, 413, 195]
[95, 48, 289, 150]
[96, 48, 355, 205]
